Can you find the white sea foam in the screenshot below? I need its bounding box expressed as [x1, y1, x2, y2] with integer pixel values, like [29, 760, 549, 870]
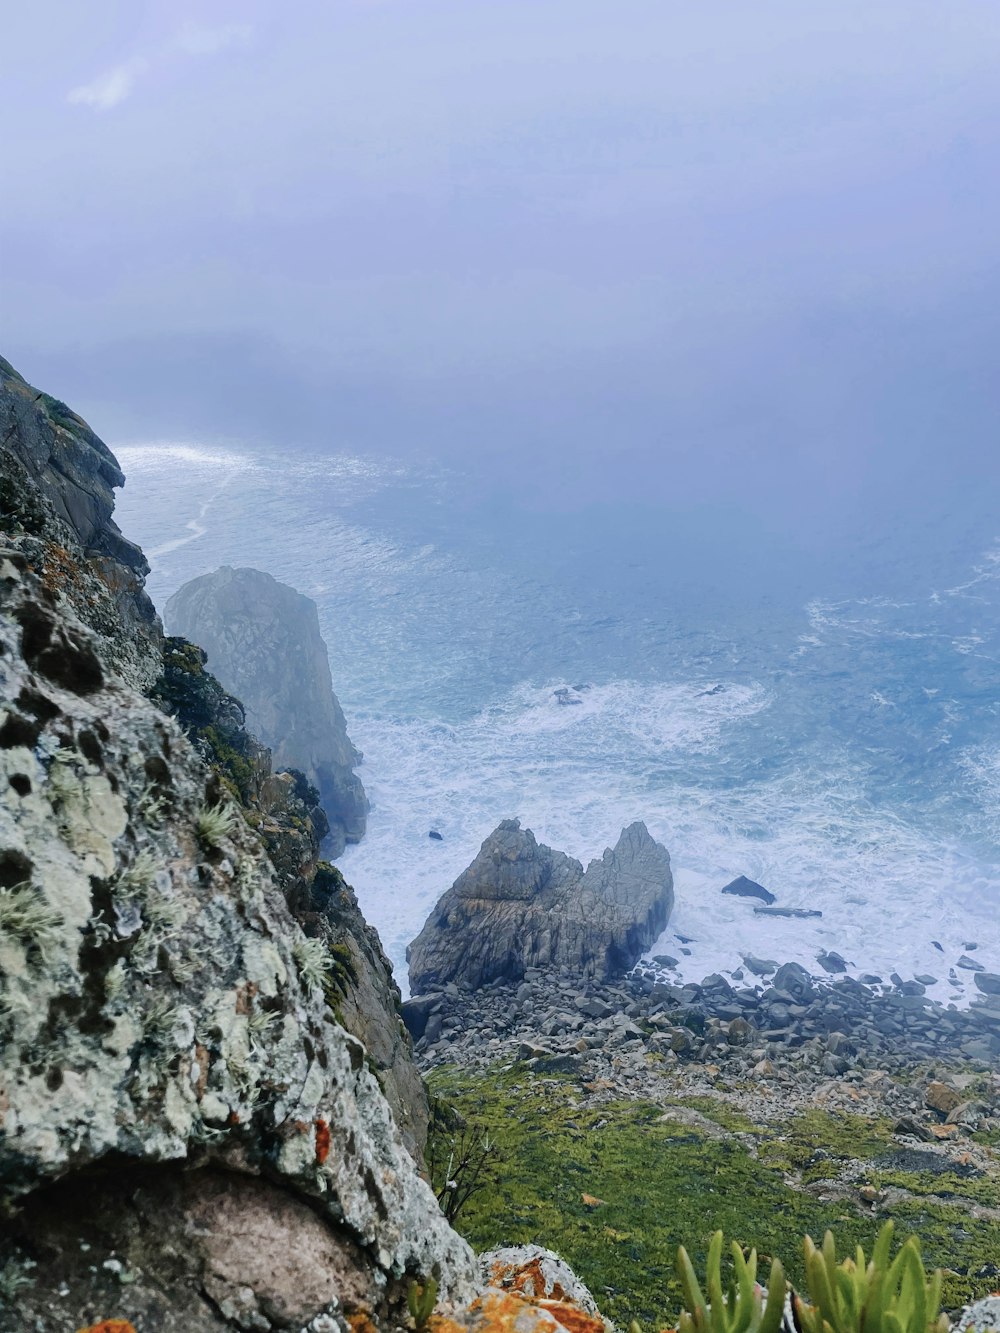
[111, 443, 1000, 1006]
[340, 677, 1000, 999]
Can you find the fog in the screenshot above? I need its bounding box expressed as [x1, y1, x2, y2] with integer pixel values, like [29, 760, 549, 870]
[3, 1, 1000, 539]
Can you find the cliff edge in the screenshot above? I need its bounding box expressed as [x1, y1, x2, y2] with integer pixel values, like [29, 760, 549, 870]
[0, 359, 470, 1329]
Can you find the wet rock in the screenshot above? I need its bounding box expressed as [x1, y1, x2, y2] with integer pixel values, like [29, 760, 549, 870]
[742, 954, 778, 977]
[754, 906, 823, 919]
[816, 951, 848, 974]
[721, 875, 775, 905]
[958, 954, 985, 971]
[771, 963, 817, 1001]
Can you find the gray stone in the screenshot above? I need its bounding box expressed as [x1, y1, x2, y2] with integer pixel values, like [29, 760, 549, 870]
[167, 566, 368, 857]
[0, 377, 479, 1328]
[721, 875, 775, 904]
[958, 954, 986, 971]
[817, 951, 848, 974]
[742, 953, 778, 977]
[771, 962, 817, 1001]
[974, 972, 1000, 996]
[408, 818, 673, 991]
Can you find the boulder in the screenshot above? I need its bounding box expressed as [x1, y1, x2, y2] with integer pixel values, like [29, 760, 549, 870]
[166, 566, 368, 856]
[771, 962, 817, 1001]
[817, 950, 848, 974]
[742, 953, 778, 977]
[408, 820, 673, 991]
[925, 1080, 964, 1117]
[974, 971, 1000, 996]
[721, 875, 775, 905]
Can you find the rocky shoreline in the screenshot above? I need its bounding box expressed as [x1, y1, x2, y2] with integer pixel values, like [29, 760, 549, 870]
[405, 958, 1000, 1094]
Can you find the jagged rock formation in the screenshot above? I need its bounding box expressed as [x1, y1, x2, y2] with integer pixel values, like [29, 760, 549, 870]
[165, 566, 369, 857]
[0, 355, 161, 691]
[0, 360, 469, 1328]
[408, 819, 673, 993]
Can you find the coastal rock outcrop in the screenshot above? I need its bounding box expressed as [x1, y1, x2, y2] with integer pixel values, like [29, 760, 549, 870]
[0, 356, 161, 690]
[408, 819, 673, 992]
[165, 565, 369, 856]
[0, 359, 472, 1328]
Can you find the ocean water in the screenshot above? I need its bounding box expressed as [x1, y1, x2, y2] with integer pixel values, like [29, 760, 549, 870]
[114, 442, 1000, 1002]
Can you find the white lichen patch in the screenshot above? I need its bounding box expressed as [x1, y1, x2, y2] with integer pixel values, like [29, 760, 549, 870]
[0, 560, 479, 1305]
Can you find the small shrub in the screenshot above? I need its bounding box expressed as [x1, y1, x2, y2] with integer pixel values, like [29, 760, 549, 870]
[292, 935, 331, 993]
[116, 848, 159, 894]
[0, 882, 62, 963]
[428, 1098, 500, 1224]
[196, 802, 236, 848]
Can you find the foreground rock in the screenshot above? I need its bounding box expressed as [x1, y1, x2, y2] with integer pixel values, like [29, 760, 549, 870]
[166, 565, 368, 856]
[151, 634, 427, 1158]
[408, 820, 673, 992]
[0, 359, 474, 1329]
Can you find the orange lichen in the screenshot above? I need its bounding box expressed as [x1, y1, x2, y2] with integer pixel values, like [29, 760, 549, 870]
[538, 1301, 604, 1333]
[347, 1312, 379, 1333]
[315, 1117, 332, 1165]
[76, 1321, 138, 1333]
[488, 1255, 567, 1303]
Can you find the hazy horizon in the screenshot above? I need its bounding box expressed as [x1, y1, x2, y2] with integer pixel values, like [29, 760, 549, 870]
[3, 1, 1000, 546]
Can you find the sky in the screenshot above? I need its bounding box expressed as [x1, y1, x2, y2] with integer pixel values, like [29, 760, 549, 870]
[3, 1, 1000, 534]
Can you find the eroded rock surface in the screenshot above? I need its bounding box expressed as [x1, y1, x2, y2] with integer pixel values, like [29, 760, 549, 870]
[0, 359, 474, 1329]
[408, 820, 673, 992]
[165, 567, 368, 856]
[0, 356, 161, 691]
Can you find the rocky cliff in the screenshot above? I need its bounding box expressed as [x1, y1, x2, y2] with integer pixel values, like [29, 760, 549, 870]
[0, 360, 465, 1329]
[408, 819, 673, 993]
[165, 567, 369, 857]
[150, 634, 428, 1159]
[0, 355, 161, 690]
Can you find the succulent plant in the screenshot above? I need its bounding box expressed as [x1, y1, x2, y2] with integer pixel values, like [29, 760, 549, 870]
[677, 1231, 787, 1333]
[408, 1276, 438, 1330]
[795, 1222, 947, 1333]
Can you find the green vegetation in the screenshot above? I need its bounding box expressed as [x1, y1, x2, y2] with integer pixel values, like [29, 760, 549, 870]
[797, 1223, 947, 1333]
[196, 801, 236, 848]
[408, 1277, 438, 1331]
[198, 724, 256, 803]
[428, 1067, 1000, 1326]
[676, 1231, 785, 1333]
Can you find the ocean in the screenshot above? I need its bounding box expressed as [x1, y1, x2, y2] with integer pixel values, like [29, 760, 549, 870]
[113, 441, 1000, 1002]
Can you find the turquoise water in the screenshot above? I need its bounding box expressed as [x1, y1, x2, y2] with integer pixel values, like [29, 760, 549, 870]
[114, 442, 1000, 999]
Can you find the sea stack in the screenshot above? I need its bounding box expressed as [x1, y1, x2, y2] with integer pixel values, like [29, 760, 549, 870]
[408, 819, 673, 992]
[166, 566, 368, 855]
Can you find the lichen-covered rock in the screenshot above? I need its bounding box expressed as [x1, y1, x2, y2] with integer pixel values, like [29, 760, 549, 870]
[408, 819, 673, 992]
[165, 566, 368, 856]
[480, 1246, 606, 1331]
[151, 633, 428, 1161]
[0, 362, 476, 1329]
[959, 1295, 1000, 1333]
[431, 1290, 605, 1333]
